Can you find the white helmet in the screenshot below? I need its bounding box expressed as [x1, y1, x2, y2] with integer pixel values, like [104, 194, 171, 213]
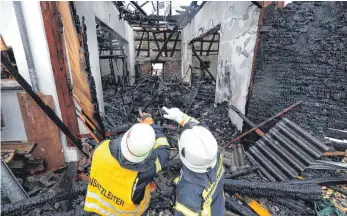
[178, 126, 218, 173]
[121, 123, 155, 163]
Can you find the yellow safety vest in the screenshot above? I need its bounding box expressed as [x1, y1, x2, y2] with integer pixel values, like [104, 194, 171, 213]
[84, 140, 151, 216]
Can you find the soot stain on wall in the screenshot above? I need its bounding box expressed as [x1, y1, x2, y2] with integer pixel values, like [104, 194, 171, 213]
[246, 2, 347, 138]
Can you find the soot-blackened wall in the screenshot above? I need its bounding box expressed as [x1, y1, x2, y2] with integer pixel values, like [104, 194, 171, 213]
[247, 2, 347, 137]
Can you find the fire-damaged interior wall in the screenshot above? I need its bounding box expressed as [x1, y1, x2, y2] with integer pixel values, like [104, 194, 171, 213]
[181, 1, 260, 130]
[134, 30, 182, 78]
[247, 2, 347, 136]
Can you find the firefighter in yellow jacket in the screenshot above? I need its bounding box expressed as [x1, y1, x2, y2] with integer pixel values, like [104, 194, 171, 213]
[84, 111, 170, 216]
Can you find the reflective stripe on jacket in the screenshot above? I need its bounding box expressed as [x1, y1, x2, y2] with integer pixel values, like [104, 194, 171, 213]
[174, 154, 225, 216]
[84, 140, 151, 216]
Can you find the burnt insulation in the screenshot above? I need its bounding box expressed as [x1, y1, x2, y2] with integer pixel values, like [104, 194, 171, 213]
[246, 2, 347, 140]
[224, 179, 322, 201]
[246, 118, 330, 181]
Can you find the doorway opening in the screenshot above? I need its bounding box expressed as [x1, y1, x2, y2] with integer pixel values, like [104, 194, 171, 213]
[96, 18, 130, 98]
[191, 27, 220, 81]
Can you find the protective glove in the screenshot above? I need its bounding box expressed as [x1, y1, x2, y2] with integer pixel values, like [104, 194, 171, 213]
[162, 107, 190, 126]
[138, 109, 154, 125]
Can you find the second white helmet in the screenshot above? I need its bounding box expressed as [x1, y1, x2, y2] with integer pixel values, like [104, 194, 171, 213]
[121, 123, 155, 163]
[178, 126, 218, 173]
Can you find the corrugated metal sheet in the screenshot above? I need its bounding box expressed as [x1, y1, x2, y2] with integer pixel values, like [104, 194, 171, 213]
[246, 118, 330, 181]
[220, 144, 247, 172]
[230, 144, 246, 172]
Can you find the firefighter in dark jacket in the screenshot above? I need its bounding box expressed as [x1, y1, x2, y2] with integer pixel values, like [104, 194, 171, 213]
[163, 107, 225, 216]
[84, 111, 170, 216]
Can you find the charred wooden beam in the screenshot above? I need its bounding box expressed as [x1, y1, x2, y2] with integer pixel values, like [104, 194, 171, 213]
[171, 33, 180, 57]
[140, 1, 149, 7]
[152, 32, 161, 51]
[200, 40, 203, 55]
[153, 49, 181, 52]
[136, 49, 218, 53]
[190, 24, 221, 44]
[130, 1, 147, 16]
[123, 14, 178, 23]
[192, 45, 216, 82]
[164, 32, 167, 57]
[133, 29, 170, 33]
[137, 30, 145, 57]
[192, 53, 218, 56]
[156, 1, 159, 16]
[251, 1, 263, 9]
[206, 34, 216, 56]
[99, 55, 126, 59]
[169, 1, 172, 16]
[131, 23, 168, 28]
[147, 32, 150, 57]
[154, 28, 177, 62]
[151, 1, 156, 11]
[135, 38, 181, 42]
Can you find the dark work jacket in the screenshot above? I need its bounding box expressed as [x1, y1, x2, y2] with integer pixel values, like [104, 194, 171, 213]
[109, 123, 170, 205]
[174, 153, 225, 216]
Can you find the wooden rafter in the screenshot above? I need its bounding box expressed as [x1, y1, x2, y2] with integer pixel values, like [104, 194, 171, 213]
[164, 32, 167, 57]
[147, 32, 150, 57]
[136, 30, 145, 56]
[217, 33, 220, 55]
[171, 33, 180, 57]
[206, 34, 216, 56]
[200, 40, 203, 55]
[135, 38, 182, 42]
[152, 32, 161, 51]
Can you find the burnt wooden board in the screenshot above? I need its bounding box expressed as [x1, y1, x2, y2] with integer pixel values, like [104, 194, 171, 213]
[17, 92, 64, 171]
[41, 2, 80, 147]
[58, 2, 94, 117]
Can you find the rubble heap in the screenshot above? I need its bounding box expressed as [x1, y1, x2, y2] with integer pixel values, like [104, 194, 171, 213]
[102, 72, 236, 146]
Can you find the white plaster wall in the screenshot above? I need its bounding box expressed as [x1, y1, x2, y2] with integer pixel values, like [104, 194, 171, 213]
[1, 90, 28, 141]
[181, 2, 260, 130]
[125, 24, 136, 84]
[0, 1, 30, 141]
[0, 1, 32, 86]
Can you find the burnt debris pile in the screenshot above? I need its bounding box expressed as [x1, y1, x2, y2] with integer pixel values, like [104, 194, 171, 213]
[102, 72, 236, 146]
